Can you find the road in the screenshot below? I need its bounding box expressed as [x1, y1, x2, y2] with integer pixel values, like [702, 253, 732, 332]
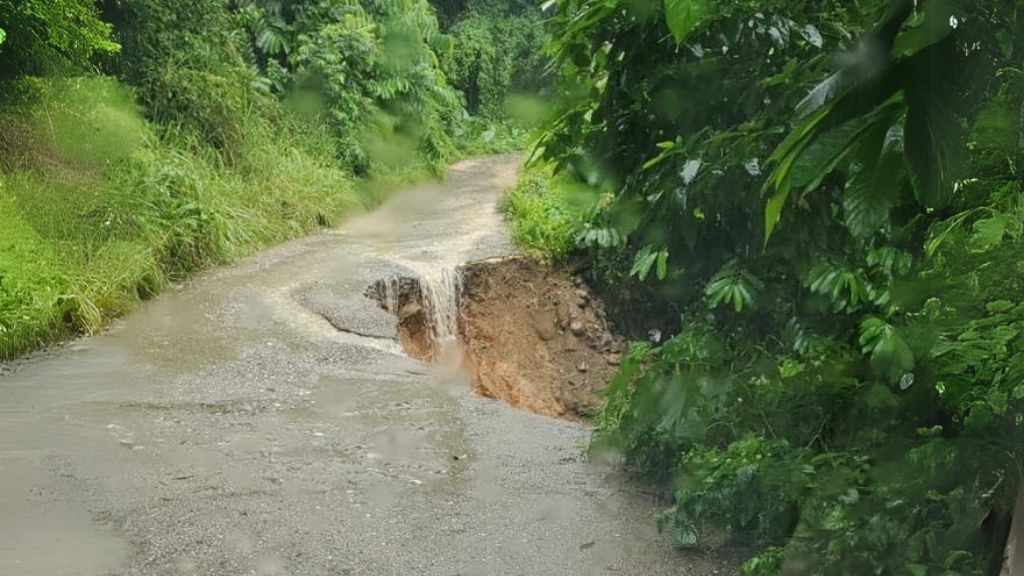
[0, 156, 730, 576]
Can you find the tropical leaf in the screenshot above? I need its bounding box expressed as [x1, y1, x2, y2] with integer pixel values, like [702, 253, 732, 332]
[806, 260, 872, 312]
[796, 71, 849, 119]
[787, 114, 877, 189]
[630, 246, 659, 281]
[664, 0, 708, 45]
[705, 262, 763, 312]
[904, 80, 964, 208]
[656, 249, 669, 281]
[891, 0, 958, 59]
[257, 28, 290, 55]
[969, 213, 1011, 252]
[843, 124, 905, 238]
[764, 185, 791, 243]
[859, 317, 915, 379]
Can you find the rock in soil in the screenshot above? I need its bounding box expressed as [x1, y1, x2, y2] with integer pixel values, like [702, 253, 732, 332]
[458, 255, 624, 419]
[368, 255, 626, 420]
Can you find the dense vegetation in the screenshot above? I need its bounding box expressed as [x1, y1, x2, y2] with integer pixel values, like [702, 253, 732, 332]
[505, 0, 1024, 572]
[0, 0, 544, 358]
[435, 0, 551, 150]
[6, 0, 1020, 572]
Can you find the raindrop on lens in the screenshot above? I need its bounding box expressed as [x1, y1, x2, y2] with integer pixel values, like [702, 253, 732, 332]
[745, 158, 762, 177]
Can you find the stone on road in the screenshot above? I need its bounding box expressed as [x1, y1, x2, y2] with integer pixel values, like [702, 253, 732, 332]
[0, 156, 727, 575]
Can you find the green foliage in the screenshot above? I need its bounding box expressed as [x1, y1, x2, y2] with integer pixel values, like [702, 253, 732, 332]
[663, 0, 709, 44]
[499, 166, 577, 263]
[0, 0, 538, 357]
[454, 118, 533, 156]
[2, 77, 148, 166]
[436, 1, 548, 118]
[103, 0, 271, 159]
[0, 0, 119, 77]
[234, 0, 463, 175]
[704, 262, 763, 312]
[0, 76, 365, 358]
[98, 0, 471, 173]
[763, 0, 984, 239]
[528, 0, 1024, 571]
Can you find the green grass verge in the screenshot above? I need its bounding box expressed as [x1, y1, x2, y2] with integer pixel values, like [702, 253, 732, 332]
[499, 164, 583, 263]
[0, 77, 383, 359]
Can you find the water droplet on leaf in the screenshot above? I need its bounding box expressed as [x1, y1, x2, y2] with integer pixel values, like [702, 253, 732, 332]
[900, 373, 915, 390]
[680, 159, 701, 184]
[744, 158, 761, 176]
[804, 24, 823, 48]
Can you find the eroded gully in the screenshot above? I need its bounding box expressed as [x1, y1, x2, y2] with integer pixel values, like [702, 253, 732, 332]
[0, 156, 731, 576]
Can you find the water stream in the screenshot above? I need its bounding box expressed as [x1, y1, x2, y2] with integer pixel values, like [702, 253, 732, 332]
[418, 267, 463, 347]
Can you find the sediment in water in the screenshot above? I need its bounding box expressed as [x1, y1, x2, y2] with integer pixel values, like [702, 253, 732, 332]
[367, 255, 626, 419]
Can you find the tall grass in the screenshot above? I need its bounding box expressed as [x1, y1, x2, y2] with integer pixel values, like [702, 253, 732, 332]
[0, 76, 375, 359]
[499, 165, 583, 263]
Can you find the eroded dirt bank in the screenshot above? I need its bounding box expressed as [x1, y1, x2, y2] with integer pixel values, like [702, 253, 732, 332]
[459, 256, 625, 419]
[370, 255, 626, 420]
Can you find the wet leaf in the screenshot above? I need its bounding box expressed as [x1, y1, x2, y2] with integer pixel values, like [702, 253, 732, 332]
[664, 0, 709, 44]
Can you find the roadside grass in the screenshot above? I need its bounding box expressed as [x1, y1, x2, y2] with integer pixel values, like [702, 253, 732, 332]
[0, 76, 377, 359]
[499, 164, 581, 263]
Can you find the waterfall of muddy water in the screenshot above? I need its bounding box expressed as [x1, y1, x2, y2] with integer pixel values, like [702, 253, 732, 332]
[382, 275, 401, 315]
[418, 267, 464, 369]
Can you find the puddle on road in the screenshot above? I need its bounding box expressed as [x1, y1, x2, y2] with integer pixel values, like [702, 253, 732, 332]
[0, 455, 130, 575]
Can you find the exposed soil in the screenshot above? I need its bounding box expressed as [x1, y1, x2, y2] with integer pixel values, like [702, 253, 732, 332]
[369, 255, 627, 419]
[366, 276, 437, 361]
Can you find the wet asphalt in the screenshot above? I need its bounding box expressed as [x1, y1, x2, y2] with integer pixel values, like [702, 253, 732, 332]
[0, 156, 731, 576]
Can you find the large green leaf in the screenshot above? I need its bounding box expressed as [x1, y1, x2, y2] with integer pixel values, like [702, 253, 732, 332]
[663, 0, 708, 44]
[891, 0, 959, 59]
[843, 124, 905, 238]
[969, 213, 1011, 252]
[796, 71, 849, 119]
[764, 185, 790, 243]
[904, 80, 963, 208]
[630, 246, 659, 281]
[787, 114, 878, 189]
[859, 317, 915, 380]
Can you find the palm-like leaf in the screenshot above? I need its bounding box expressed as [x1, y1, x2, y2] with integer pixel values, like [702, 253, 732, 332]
[765, 0, 965, 242]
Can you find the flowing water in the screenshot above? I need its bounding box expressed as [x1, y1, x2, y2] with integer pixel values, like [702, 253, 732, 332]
[380, 276, 401, 317]
[0, 156, 733, 576]
[418, 267, 462, 345]
[416, 267, 464, 367]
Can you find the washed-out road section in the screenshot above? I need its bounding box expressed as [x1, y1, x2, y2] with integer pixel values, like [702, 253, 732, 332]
[0, 156, 729, 576]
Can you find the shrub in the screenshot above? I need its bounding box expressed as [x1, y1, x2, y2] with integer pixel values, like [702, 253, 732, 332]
[500, 166, 578, 262]
[0, 0, 119, 77]
[0, 76, 364, 358]
[529, 0, 1024, 571]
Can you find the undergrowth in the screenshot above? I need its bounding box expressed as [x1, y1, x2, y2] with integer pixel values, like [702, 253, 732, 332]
[499, 165, 578, 263]
[504, 1, 1024, 572]
[0, 76, 369, 358]
[0, 0, 546, 360]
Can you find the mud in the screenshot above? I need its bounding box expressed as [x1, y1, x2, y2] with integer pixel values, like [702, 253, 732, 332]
[369, 255, 626, 419]
[366, 276, 436, 361]
[459, 256, 625, 418]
